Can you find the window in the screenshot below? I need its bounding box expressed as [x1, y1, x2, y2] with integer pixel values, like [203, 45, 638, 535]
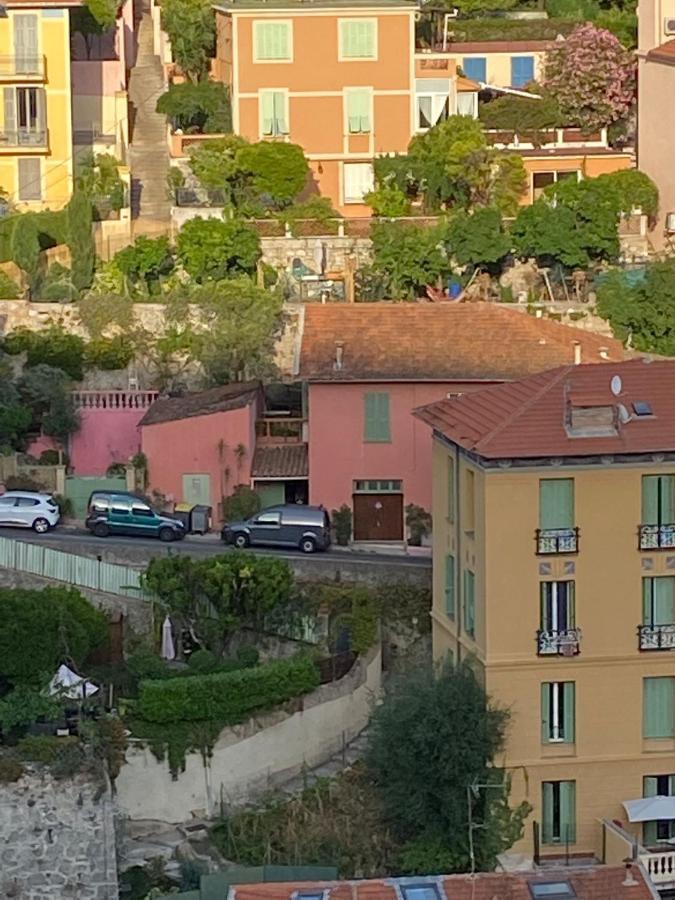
[532, 170, 580, 201]
[354, 479, 402, 492]
[643, 577, 675, 626]
[14, 14, 39, 74]
[539, 479, 574, 530]
[0, 496, 16, 506]
[464, 468, 475, 533]
[463, 569, 475, 637]
[16, 497, 39, 507]
[511, 55, 534, 88]
[260, 90, 288, 137]
[111, 502, 130, 515]
[415, 78, 451, 131]
[462, 57, 486, 82]
[541, 682, 575, 743]
[529, 884, 576, 899]
[255, 511, 281, 525]
[343, 162, 374, 203]
[339, 18, 376, 59]
[401, 887, 441, 900]
[643, 475, 675, 525]
[363, 391, 390, 442]
[456, 91, 477, 118]
[253, 21, 291, 61]
[345, 88, 371, 134]
[540, 582, 575, 632]
[541, 780, 576, 844]
[445, 554, 455, 618]
[131, 504, 153, 518]
[643, 774, 675, 845]
[297, 893, 324, 900]
[644, 677, 675, 738]
[447, 456, 455, 521]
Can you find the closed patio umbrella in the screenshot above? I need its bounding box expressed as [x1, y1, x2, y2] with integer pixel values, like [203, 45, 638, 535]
[623, 796, 675, 822]
[161, 615, 176, 661]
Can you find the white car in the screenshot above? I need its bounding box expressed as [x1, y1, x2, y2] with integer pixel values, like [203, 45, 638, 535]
[0, 491, 60, 533]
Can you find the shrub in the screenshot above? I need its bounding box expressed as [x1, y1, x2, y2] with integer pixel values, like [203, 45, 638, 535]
[114, 236, 174, 290]
[137, 654, 319, 724]
[157, 82, 232, 134]
[236, 644, 260, 668]
[20, 326, 86, 381]
[479, 92, 563, 132]
[236, 141, 309, 209]
[332, 504, 353, 546]
[127, 648, 171, 682]
[35, 263, 79, 302]
[85, 336, 135, 370]
[405, 504, 432, 547]
[17, 734, 79, 764]
[0, 755, 24, 783]
[187, 648, 219, 674]
[365, 184, 411, 217]
[11, 214, 40, 282]
[0, 270, 19, 298]
[66, 191, 95, 291]
[222, 485, 261, 522]
[176, 217, 261, 281]
[282, 196, 340, 236]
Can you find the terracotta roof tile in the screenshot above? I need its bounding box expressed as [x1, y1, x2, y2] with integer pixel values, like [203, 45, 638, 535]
[298, 304, 625, 382]
[647, 38, 675, 63]
[251, 444, 308, 478]
[139, 382, 259, 427]
[415, 358, 675, 459]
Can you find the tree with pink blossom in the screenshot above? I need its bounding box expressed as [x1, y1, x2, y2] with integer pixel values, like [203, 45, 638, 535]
[544, 23, 636, 132]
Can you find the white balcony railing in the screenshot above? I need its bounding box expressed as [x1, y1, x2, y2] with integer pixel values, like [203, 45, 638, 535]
[640, 850, 675, 885]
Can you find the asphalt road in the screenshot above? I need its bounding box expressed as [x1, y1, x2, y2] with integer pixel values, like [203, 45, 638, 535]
[0, 526, 431, 569]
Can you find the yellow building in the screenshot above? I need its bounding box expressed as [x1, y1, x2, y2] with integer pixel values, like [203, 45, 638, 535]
[0, 0, 79, 209]
[416, 358, 675, 862]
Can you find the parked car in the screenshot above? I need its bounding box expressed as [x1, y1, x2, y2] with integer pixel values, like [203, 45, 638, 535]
[85, 491, 186, 542]
[0, 491, 60, 533]
[221, 504, 331, 554]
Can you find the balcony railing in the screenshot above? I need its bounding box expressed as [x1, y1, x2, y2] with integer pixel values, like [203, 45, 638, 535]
[535, 527, 579, 555]
[0, 129, 47, 148]
[537, 628, 581, 656]
[0, 55, 45, 79]
[638, 623, 675, 651]
[639, 523, 675, 550]
[640, 850, 675, 886]
[255, 417, 307, 444]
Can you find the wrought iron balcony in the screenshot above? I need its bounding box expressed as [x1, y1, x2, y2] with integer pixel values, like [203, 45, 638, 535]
[639, 524, 675, 550]
[537, 628, 581, 656]
[0, 55, 45, 79]
[0, 128, 48, 149]
[638, 624, 675, 651]
[535, 527, 579, 555]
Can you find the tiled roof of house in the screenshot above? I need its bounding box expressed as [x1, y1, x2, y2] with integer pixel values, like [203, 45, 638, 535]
[139, 382, 259, 427]
[228, 866, 653, 900]
[251, 444, 309, 478]
[647, 37, 675, 64]
[456, 76, 481, 91]
[415, 357, 675, 459]
[298, 303, 625, 382]
[446, 39, 554, 52]
[215, 0, 415, 9]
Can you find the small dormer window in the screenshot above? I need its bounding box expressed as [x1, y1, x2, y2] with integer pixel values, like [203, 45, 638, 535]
[566, 404, 617, 438]
[633, 401, 653, 417]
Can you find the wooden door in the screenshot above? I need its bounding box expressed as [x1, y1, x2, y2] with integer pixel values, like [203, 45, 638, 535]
[353, 493, 403, 541]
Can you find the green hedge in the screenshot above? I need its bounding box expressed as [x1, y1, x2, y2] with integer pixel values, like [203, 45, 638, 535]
[452, 17, 576, 42]
[137, 655, 320, 724]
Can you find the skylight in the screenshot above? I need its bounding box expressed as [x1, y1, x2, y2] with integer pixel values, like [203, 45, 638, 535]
[529, 883, 576, 899]
[633, 401, 653, 417]
[400, 885, 441, 900]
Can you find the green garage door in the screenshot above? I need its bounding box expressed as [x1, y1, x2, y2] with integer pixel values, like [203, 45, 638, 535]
[65, 475, 127, 519]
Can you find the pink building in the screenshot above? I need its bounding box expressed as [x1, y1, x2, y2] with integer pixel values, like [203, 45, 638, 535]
[70, 390, 157, 475]
[298, 304, 626, 542]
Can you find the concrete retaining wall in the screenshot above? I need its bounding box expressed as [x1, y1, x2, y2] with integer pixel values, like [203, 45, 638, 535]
[116, 644, 381, 822]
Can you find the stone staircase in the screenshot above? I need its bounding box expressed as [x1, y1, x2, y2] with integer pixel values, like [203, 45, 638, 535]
[128, 0, 171, 233]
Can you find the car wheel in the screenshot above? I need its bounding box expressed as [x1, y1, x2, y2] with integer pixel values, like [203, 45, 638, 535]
[93, 522, 109, 538]
[234, 533, 249, 549]
[32, 517, 50, 534]
[300, 536, 316, 554]
[159, 527, 176, 543]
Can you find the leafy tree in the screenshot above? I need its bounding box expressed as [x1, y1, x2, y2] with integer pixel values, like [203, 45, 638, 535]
[365, 184, 411, 217]
[0, 375, 32, 450]
[176, 217, 261, 281]
[446, 207, 510, 269]
[222, 485, 261, 522]
[114, 236, 174, 292]
[370, 221, 449, 298]
[18, 364, 80, 443]
[235, 141, 309, 209]
[544, 23, 635, 130]
[67, 191, 95, 291]
[188, 135, 249, 196]
[512, 200, 601, 268]
[0, 586, 107, 686]
[597, 260, 675, 355]
[10, 214, 40, 283]
[366, 662, 531, 874]
[0, 684, 63, 732]
[189, 278, 283, 383]
[19, 326, 86, 380]
[157, 81, 232, 133]
[70, 0, 118, 58]
[161, 0, 215, 81]
[76, 152, 125, 217]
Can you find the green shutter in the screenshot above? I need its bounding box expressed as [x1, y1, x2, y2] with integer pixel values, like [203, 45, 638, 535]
[463, 570, 475, 637]
[643, 476, 660, 524]
[347, 89, 370, 133]
[643, 578, 653, 626]
[644, 677, 675, 738]
[644, 775, 659, 797]
[341, 19, 375, 58]
[662, 475, 675, 523]
[256, 22, 289, 60]
[261, 92, 274, 135]
[448, 456, 455, 521]
[567, 582, 576, 627]
[654, 577, 675, 625]
[542, 782, 555, 844]
[563, 682, 575, 743]
[445, 554, 455, 618]
[539, 479, 574, 530]
[541, 683, 551, 743]
[643, 820, 658, 845]
[364, 391, 390, 442]
[560, 781, 576, 844]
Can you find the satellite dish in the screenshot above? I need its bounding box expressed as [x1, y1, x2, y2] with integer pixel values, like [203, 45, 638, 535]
[618, 403, 631, 424]
[610, 375, 623, 396]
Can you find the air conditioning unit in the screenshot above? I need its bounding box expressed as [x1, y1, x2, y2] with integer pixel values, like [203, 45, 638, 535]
[665, 16, 675, 34]
[666, 211, 675, 233]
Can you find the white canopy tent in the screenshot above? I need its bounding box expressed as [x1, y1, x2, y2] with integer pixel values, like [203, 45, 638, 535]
[48, 664, 99, 700]
[623, 796, 675, 822]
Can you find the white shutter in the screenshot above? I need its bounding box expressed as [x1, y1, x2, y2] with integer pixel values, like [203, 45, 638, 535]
[343, 163, 374, 203]
[3, 88, 16, 139]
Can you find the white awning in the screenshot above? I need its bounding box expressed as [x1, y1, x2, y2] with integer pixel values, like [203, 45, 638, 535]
[623, 796, 675, 822]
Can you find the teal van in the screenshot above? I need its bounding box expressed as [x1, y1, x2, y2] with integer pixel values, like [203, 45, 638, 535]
[85, 491, 186, 541]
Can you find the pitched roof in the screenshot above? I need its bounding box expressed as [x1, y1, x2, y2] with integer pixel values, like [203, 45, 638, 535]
[251, 444, 309, 478]
[647, 38, 675, 64]
[139, 382, 259, 427]
[215, 0, 414, 10]
[228, 866, 653, 900]
[298, 303, 625, 382]
[415, 358, 675, 460]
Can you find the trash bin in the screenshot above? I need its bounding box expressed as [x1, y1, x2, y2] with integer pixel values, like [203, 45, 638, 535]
[190, 504, 212, 535]
[173, 502, 194, 531]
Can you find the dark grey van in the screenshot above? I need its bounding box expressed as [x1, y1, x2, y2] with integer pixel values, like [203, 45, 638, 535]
[85, 491, 186, 542]
[221, 505, 330, 554]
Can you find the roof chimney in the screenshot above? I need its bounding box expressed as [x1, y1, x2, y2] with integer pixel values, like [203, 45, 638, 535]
[334, 340, 344, 371]
[573, 341, 582, 365]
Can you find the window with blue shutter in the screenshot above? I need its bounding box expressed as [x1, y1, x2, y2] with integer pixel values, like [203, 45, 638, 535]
[363, 391, 390, 442]
[445, 554, 455, 618]
[462, 57, 486, 82]
[644, 677, 675, 738]
[463, 569, 475, 637]
[511, 55, 534, 88]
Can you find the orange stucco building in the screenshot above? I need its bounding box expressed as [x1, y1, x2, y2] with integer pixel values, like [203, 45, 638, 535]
[213, 0, 479, 215]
